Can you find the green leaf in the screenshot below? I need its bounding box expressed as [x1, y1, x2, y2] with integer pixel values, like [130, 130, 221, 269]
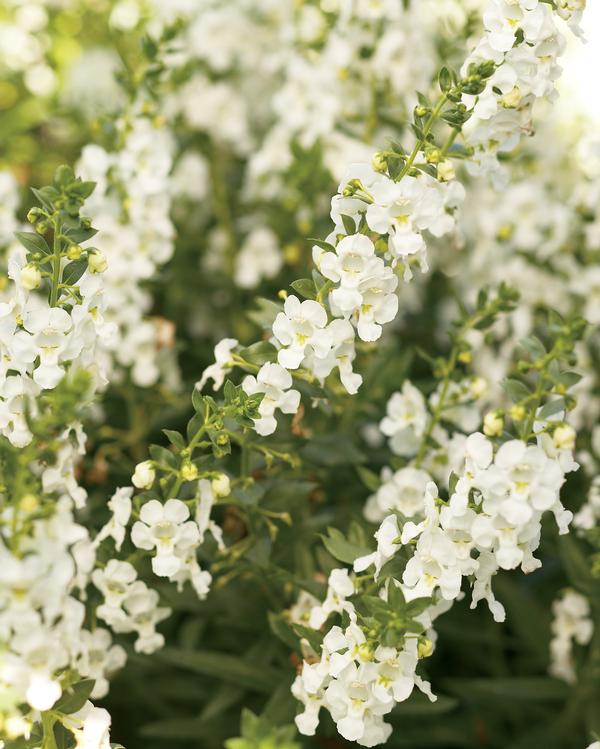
[65, 226, 98, 243]
[321, 527, 370, 564]
[502, 378, 531, 403]
[438, 66, 452, 93]
[559, 534, 599, 597]
[68, 180, 95, 199]
[53, 722, 75, 749]
[292, 623, 324, 654]
[443, 676, 569, 702]
[556, 370, 582, 388]
[520, 336, 546, 360]
[268, 612, 301, 650]
[247, 298, 282, 329]
[340, 214, 356, 235]
[54, 679, 95, 715]
[15, 231, 51, 255]
[238, 341, 277, 366]
[302, 434, 365, 467]
[405, 597, 433, 617]
[31, 185, 59, 211]
[538, 398, 565, 420]
[357, 465, 381, 493]
[155, 648, 284, 693]
[309, 238, 336, 253]
[393, 693, 458, 717]
[163, 429, 185, 449]
[62, 259, 88, 286]
[290, 278, 316, 300]
[149, 444, 177, 468]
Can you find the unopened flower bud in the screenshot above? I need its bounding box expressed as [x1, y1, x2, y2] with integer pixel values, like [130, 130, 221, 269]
[509, 404, 526, 422]
[20, 264, 41, 290]
[418, 638, 434, 658]
[26, 207, 44, 224]
[553, 424, 576, 450]
[483, 410, 504, 437]
[211, 473, 231, 498]
[88, 250, 108, 273]
[283, 243, 300, 264]
[438, 159, 455, 182]
[415, 105, 429, 118]
[426, 148, 441, 165]
[181, 462, 199, 481]
[67, 244, 82, 260]
[19, 493, 39, 513]
[132, 460, 155, 489]
[470, 376, 487, 399]
[371, 152, 387, 173]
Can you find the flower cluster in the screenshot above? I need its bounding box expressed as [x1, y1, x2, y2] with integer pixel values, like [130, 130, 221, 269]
[549, 589, 594, 683]
[78, 113, 177, 387]
[292, 574, 438, 747]
[463, 0, 569, 183]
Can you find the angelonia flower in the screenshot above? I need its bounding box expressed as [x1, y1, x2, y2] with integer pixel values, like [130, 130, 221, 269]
[193, 0, 577, 446]
[77, 111, 177, 388]
[293, 423, 581, 744]
[0, 0, 592, 746]
[549, 590, 593, 683]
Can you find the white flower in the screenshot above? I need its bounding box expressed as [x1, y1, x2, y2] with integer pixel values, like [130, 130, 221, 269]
[196, 338, 238, 392]
[308, 568, 355, 629]
[364, 466, 433, 523]
[23, 307, 77, 389]
[92, 559, 137, 609]
[234, 227, 283, 288]
[67, 703, 111, 749]
[549, 589, 593, 683]
[75, 629, 126, 699]
[19, 264, 41, 291]
[272, 295, 331, 369]
[211, 472, 231, 498]
[402, 483, 463, 601]
[315, 234, 399, 341]
[354, 514, 401, 577]
[573, 477, 600, 532]
[94, 487, 133, 551]
[131, 460, 155, 489]
[242, 362, 301, 436]
[131, 499, 200, 577]
[88, 251, 108, 273]
[306, 319, 362, 394]
[379, 381, 428, 456]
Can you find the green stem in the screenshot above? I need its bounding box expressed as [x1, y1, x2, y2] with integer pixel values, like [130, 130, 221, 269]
[49, 218, 62, 307]
[209, 144, 237, 277]
[414, 345, 459, 468]
[440, 127, 460, 159]
[169, 406, 212, 498]
[521, 360, 551, 441]
[399, 94, 448, 180]
[41, 712, 58, 749]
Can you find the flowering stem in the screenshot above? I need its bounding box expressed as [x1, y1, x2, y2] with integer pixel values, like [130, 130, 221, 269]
[399, 93, 448, 180]
[49, 218, 61, 307]
[520, 349, 558, 441]
[440, 128, 461, 159]
[414, 345, 459, 468]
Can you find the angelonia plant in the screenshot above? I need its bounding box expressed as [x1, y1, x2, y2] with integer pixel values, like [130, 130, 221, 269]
[0, 1, 599, 749]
